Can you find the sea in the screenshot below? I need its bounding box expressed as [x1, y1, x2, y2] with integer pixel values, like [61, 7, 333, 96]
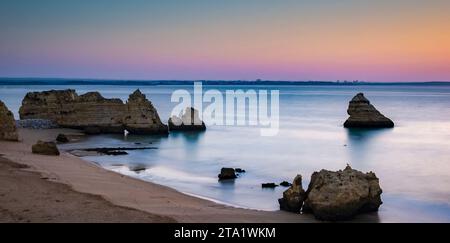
[1, 81, 449, 222]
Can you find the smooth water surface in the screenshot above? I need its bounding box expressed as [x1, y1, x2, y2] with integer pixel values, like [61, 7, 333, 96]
[1, 83, 449, 222]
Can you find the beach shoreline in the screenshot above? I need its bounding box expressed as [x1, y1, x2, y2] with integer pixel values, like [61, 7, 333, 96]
[0, 128, 315, 222]
[0, 128, 380, 223]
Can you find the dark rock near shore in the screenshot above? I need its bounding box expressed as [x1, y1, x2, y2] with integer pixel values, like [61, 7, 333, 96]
[303, 165, 383, 221]
[262, 183, 278, 188]
[218, 168, 237, 180]
[344, 93, 394, 128]
[32, 141, 60, 156]
[83, 147, 156, 156]
[56, 134, 69, 143]
[19, 89, 168, 135]
[278, 175, 306, 213]
[235, 168, 246, 173]
[168, 107, 206, 131]
[280, 181, 292, 187]
[0, 100, 19, 141]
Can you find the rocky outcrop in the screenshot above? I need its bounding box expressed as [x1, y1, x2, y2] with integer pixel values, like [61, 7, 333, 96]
[218, 168, 237, 180]
[32, 141, 60, 156]
[303, 165, 382, 221]
[168, 107, 206, 131]
[19, 89, 168, 135]
[344, 93, 394, 128]
[124, 90, 168, 134]
[278, 175, 306, 213]
[0, 100, 19, 141]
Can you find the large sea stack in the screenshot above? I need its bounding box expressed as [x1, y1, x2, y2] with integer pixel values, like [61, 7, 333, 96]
[168, 107, 206, 131]
[279, 166, 383, 221]
[303, 165, 382, 221]
[0, 100, 19, 141]
[19, 89, 168, 135]
[344, 93, 394, 128]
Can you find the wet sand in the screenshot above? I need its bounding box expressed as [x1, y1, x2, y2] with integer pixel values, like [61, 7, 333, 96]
[0, 128, 379, 223]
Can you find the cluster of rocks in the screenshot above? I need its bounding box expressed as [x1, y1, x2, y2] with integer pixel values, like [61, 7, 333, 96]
[218, 167, 246, 180]
[16, 119, 59, 129]
[0, 100, 19, 141]
[278, 165, 383, 221]
[344, 93, 394, 128]
[18, 89, 207, 135]
[19, 89, 168, 135]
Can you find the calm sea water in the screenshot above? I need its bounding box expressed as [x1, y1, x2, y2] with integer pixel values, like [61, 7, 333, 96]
[1, 84, 450, 222]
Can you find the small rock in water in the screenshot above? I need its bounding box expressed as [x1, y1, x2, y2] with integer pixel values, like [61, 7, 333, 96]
[56, 134, 69, 143]
[129, 165, 146, 173]
[218, 168, 237, 180]
[280, 181, 292, 187]
[32, 140, 60, 156]
[262, 183, 278, 188]
[235, 168, 246, 173]
[103, 150, 128, 156]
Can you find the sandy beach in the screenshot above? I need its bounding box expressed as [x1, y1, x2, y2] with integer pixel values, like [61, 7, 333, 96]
[0, 128, 329, 223]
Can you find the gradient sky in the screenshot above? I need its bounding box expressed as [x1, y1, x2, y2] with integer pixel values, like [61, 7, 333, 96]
[0, 0, 449, 81]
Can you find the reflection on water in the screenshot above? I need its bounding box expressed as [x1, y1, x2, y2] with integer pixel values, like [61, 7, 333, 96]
[2, 84, 450, 222]
[346, 128, 394, 165]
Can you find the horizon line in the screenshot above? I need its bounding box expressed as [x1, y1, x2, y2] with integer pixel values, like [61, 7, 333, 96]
[1, 77, 450, 84]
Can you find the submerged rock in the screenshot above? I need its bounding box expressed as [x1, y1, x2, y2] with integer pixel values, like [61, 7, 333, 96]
[303, 165, 382, 221]
[278, 175, 306, 213]
[344, 93, 394, 128]
[218, 168, 237, 180]
[0, 100, 19, 141]
[168, 107, 206, 131]
[262, 183, 278, 188]
[19, 89, 168, 135]
[235, 168, 246, 173]
[32, 140, 60, 156]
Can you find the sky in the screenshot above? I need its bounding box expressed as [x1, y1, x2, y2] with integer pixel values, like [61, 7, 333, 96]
[0, 0, 449, 82]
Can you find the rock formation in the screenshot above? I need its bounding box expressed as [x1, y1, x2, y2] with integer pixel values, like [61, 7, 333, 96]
[19, 89, 168, 135]
[124, 90, 168, 134]
[303, 165, 382, 221]
[0, 100, 19, 141]
[168, 107, 206, 131]
[32, 141, 60, 156]
[344, 93, 394, 128]
[218, 168, 237, 180]
[278, 175, 306, 213]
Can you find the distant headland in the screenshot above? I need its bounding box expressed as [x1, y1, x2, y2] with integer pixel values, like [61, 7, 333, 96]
[0, 78, 449, 86]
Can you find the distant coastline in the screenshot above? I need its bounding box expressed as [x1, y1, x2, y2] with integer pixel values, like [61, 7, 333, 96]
[1, 78, 449, 86]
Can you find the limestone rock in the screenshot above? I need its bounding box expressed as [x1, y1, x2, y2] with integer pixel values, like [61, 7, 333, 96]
[303, 165, 382, 221]
[32, 140, 60, 156]
[344, 93, 394, 128]
[168, 107, 206, 131]
[0, 100, 19, 141]
[19, 89, 168, 135]
[218, 168, 237, 180]
[278, 175, 306, 213]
